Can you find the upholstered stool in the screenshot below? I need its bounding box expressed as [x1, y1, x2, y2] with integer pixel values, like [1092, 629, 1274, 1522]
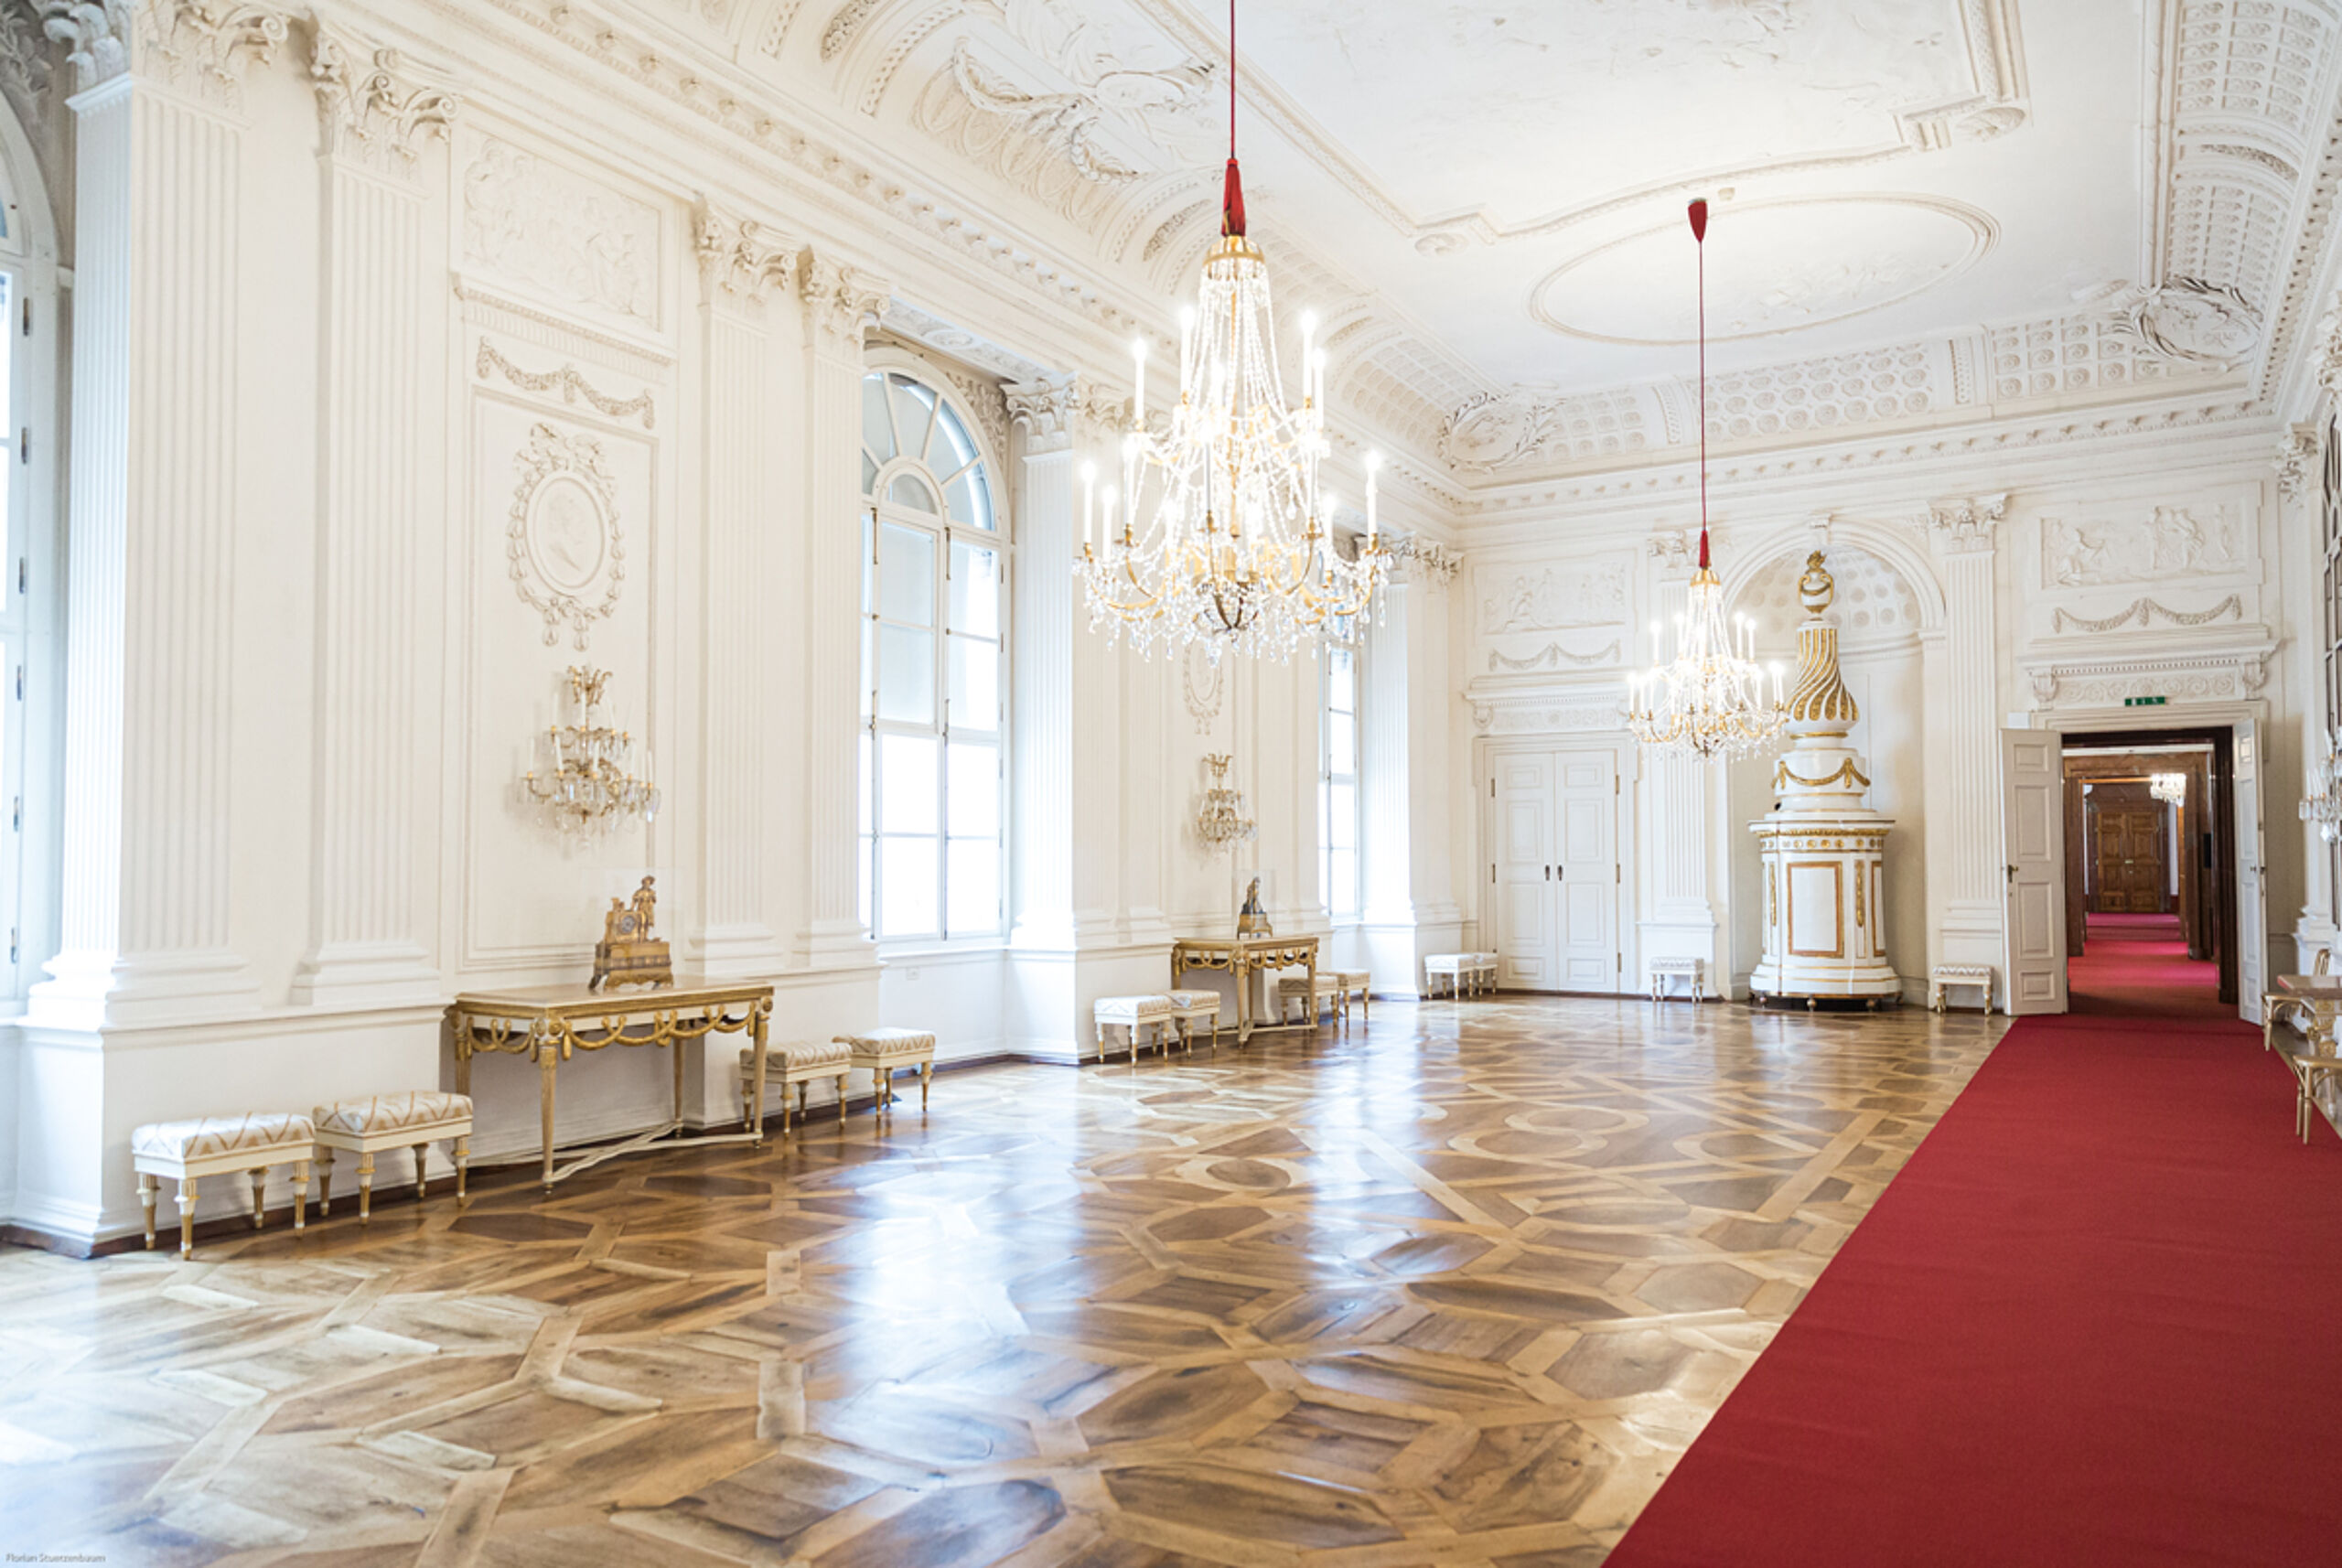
[1928, 965, 1994, 1014]
[133, 1113, 317, 1259]
[313, 1092, 474, 1222]
[1273, 970, 1344, 1026]
[1649, 956, 1706, 1003]
[1164, 990, 1223, 1051]
[741, 1040, 854, 1133]
[1332, 971, 1371, 1022]
[838, 1028, 938, 1111]
[1093, 995, 1176, 1061]
[1423, 954, 1471, 999]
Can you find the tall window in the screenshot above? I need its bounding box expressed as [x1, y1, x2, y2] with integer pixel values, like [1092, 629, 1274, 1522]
[858, 368, 1004, 941]
[2325, 414, 2341, 924]
[1321, 644, 1360, 919]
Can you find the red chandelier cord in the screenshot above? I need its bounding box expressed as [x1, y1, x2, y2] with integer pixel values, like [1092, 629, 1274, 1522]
[1222, 0, 1247, 236]
[1690, 199, 1709, 572]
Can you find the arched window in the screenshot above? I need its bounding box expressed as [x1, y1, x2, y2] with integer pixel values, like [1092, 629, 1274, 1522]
[858, 368, 1004, 941]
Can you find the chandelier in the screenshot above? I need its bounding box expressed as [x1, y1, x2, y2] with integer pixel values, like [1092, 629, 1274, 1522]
[2151, 771, 2187, 807]
[2305, 733, 2342, 843]
[521, 666, 661, 840]
[1626, 199, 1787, 760]
[1195, 753, 1258, 847]
[1078, 0, 1388, 661]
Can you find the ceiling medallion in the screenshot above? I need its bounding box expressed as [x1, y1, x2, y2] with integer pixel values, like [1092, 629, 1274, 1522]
[1077, 0, 1388, 662]
[1627, 200, 1788, 762]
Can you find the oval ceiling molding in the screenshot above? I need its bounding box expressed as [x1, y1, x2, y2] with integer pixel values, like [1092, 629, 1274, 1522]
[1531, 196, 1998, 347]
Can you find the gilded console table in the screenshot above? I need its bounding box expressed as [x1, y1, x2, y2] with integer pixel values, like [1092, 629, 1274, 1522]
[447, 982, 773, 1188]
[1171, 934, 1319, 1044]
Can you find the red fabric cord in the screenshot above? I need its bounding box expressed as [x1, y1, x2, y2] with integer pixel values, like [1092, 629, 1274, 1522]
[1605, 1012, 2342, 1568]
[1690, 199, 1710, 570]
[1220, 0, 1246, 237]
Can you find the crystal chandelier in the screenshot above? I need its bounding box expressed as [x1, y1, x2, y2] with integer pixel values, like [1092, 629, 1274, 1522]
[2304, 733, 2342, 843]
[521, 666, 661, 840]
[2151, 771, 2187, 807]
[1077, 0, 1388, 662]
[1626, 199, 1788, 760]
[1195, 753, 1257, 847]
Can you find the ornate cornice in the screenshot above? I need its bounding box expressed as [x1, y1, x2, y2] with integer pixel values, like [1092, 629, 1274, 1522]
[307, 15, 457, 171]
[799, 252, 890, 352]
[694, 201, 800, 306]
[1004, 373, 1077, 455]
[1926, 493, 2009, 556]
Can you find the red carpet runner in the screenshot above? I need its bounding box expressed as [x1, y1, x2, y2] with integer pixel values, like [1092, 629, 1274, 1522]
[1605, 1015, 2342, 1568]
[2068, 911, 2227, 1020]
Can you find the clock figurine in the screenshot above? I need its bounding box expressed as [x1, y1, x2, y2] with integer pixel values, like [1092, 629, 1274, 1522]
[591, 875, 673, 992]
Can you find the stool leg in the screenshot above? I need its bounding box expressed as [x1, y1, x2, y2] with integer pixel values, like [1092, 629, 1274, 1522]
[359, 1152, 375, 1222]
[414, 1144, 428, 1202]
[249, 1168, 267, 1230]
[293, 1160, 309, 1231]
[177, 1178, 197, 1260]
[319, 1149, 335, 1217]
[920, 1060, 931, 1110]
[455, 1139, 469, 1204]
[833, 1071, 849, 1125]
[140, 1174, 156, 1250]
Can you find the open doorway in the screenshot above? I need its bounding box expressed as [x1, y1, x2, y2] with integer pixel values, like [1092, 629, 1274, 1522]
[2060, 733, 2236, 1018]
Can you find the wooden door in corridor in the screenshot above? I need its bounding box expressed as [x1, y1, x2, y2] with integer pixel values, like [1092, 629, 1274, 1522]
[2088, 793, 2168, 913]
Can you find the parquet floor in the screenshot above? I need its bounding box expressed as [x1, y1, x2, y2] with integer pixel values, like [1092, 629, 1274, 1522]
[0, 995, 2005, 1567]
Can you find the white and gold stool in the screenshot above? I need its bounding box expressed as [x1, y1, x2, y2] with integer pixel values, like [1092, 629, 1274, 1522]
[838, 1028, 937, 1111]
[1332, 971, 1371, 1022]
[740, 1039, 854, 1133]
[1928, 965, 1994, 1014]
[1649, 957, 1706, 1003]
[133, 1113, 317, 1260]
[1469, 953, 1499, 994]
[1164, 990, 1223, 1050]
[1423, 954, 1471, 999]
[1273, 970, 1344, 1026]
[313, 1092, 474, 1221]
[1093, 995, 1176, 1061]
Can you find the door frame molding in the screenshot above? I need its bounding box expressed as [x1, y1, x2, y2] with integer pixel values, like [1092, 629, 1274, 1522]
[1475, 732, 1641, 996]
[2040, 714, 2249, 1006]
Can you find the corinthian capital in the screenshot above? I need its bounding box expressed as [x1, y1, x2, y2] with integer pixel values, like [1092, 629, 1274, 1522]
[1004, 374, 1077, 453]
[2279, 422, 2320, 503]
[307, 14, 457, 171]
[39, 0, 134, 87]
[135, 0, 289, 103]
[695, 201, 801, 306]
[1927, 493, 2007, 555]
[800, 252, 890, 353]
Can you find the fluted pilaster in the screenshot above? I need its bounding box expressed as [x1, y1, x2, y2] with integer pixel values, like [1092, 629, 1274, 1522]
[794, 252, 888, 967]
[1007, 375, 1075, 950]
[693, 202, 800, 975]
[291, 21, 454, 1005]
[1927, 494, 2008, 972]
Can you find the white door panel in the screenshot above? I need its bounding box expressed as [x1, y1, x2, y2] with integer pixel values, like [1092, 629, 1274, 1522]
[2002, 727, 2068, 1015]
[1488, 746, 1623, 993]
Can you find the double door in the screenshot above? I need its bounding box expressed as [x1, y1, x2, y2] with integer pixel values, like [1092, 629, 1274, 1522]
[2088, 797, 2168, 913]
[1490, 748, 1621, 992]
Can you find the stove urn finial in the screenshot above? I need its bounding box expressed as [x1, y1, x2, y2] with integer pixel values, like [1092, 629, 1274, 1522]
[1748, 553, 1901, 1007]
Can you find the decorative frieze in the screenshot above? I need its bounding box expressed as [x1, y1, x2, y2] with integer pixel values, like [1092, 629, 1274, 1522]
[2023, 645, 2273, 709]
[2050, 595, 2244, 634]
[476, 339, 654, 428]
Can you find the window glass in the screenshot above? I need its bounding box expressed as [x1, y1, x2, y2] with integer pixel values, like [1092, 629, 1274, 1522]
[1322, 645, 1361, 919]
[859, 367, 1008, 940]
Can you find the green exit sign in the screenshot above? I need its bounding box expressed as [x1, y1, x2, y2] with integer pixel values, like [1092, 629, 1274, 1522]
[2124, 695, 2169, 707]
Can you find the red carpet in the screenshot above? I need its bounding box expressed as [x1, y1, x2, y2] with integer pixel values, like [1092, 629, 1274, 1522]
[1605, 1015, 2342, 1568]
[2068, 910, 2226, 1019]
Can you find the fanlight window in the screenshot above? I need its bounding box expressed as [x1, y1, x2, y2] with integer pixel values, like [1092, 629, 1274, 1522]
[858, 371, 1005, 942]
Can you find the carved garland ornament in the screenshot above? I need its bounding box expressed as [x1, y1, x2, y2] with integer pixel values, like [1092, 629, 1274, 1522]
[2051, 596, 2244, 634]
[478, 341, 654, 429]
[1488, 640, 1620, 673]
[509, 423, 624, 650]
[1181, 640, 1224, 735]
[1776, 758, 1872, 792]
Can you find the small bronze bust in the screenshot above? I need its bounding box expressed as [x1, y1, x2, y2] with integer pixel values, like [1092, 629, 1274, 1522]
[591, 875, 673, 992]
[1237, 875, 1272, 936]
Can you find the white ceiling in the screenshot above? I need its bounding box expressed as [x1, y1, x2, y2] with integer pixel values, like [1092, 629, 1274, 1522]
[680, 0, 2342, 481]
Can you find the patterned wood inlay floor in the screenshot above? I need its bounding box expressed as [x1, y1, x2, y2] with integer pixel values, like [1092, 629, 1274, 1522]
[0, 996, 2005, 1567]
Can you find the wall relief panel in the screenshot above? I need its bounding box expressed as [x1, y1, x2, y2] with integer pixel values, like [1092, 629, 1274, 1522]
[459, 132, 661, 335]
[2040, 505, 2245, 587]
[1477, 557, 1630, 637]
